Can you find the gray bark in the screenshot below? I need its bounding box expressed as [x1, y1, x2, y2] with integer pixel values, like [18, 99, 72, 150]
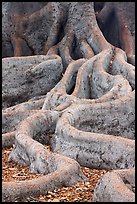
[2, 2, 135, 202]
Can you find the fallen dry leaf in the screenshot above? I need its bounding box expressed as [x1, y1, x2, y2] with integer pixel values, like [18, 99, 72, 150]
[2, 146, 109, 202]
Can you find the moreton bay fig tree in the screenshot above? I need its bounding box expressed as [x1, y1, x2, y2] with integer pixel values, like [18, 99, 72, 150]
[2, 2, 135, 202]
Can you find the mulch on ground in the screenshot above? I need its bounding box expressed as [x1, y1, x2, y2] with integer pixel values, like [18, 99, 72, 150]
[2, 147, 109, 202]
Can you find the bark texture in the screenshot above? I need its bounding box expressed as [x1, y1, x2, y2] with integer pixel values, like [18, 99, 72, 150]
[2, 2, 135, 202]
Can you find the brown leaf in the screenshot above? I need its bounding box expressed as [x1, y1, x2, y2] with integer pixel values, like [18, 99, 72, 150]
[52, 198, 60, 202]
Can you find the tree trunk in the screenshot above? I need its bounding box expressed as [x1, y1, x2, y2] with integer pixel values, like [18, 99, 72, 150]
[2, 2, 135, 202]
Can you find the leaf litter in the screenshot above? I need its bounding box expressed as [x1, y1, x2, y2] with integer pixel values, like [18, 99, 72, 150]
[2, 147, 109, 202]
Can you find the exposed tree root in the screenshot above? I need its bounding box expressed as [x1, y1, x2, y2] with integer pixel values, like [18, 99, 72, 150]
[3, 47, 134, 200]
[51, 91, 135, 168]
[3, 110, 86, 202]
[2, 54, 63, 108]
[2, 110, 42, 147]
[3, 151, 86, 202]
[93, 168, 135, 202]
[42, 48, 133, 111]
[2, 2, 135, 202]
[2, 97, 45, 113]
[2, 131, 16, 148]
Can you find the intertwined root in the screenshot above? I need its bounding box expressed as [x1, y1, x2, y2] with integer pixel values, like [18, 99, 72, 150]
[52, 91, 135, 168]
[3, 46, 135, 201]
[2, 110, 86, 202]
[2, 2, 135, 202]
